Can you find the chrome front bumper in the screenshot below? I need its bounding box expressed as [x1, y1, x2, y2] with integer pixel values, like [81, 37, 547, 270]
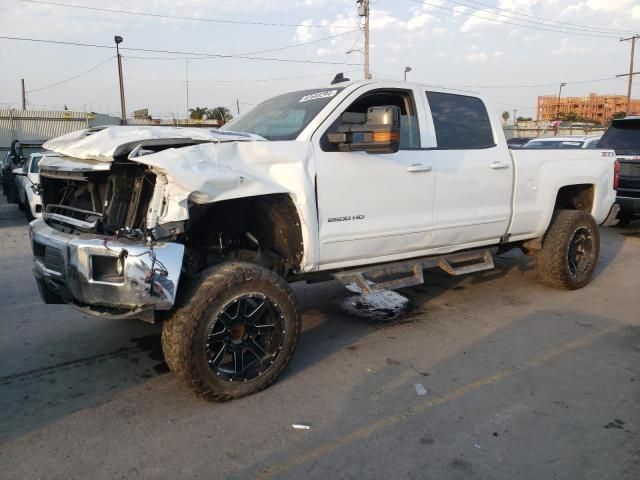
[30, 220, 184, 321]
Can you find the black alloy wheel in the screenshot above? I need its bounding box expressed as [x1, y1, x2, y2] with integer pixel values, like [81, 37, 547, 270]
[204, 293, 286, 383]
[566, 227, 595, 279]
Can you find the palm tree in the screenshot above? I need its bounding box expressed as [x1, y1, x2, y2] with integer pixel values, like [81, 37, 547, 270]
[208, 106, 234, 123]
[189, 107, 209, 120]
[501, 111, 510, 124]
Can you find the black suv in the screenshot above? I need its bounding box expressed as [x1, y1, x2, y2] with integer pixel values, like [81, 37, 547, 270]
[598, 117, 640, 226]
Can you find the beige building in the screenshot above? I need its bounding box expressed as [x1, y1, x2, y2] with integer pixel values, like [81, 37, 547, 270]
[537, 93, 640, 123]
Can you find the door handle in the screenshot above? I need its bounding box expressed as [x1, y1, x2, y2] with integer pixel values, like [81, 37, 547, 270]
[406, 164, 432, 173]
[490, 161, 510, 170]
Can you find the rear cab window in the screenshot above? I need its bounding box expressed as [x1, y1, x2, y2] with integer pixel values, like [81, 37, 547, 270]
[598, 120, 640, 155]
[425, 92, 495, 149]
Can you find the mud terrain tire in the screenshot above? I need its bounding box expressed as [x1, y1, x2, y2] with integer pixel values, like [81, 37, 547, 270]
[162, 262, 301, 401]
[535, 210, 600, 290]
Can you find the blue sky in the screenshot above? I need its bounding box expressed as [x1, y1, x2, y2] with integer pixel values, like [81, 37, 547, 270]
[0, 0, 638, 119]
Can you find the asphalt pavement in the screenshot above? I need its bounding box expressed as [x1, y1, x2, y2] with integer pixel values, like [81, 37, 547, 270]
[1, 195, 638, 479]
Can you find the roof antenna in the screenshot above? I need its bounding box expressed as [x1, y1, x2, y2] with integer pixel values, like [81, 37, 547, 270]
[331, 73, 351, 85]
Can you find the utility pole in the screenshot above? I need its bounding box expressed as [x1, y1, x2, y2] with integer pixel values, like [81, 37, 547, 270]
[513, 109, 517, 126]
[186, 59, 189, 120]
[21, 78, 26, 111]
[236, 99, 240, 116]
[555, 82, 566, 136]
[357, 0, 370, 79]
[617, 35, 639, 116]
[114, 35, 127, 125]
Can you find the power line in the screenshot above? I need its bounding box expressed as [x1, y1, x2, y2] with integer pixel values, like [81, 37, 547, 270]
[0, 35, 363, 66]
[451, 76, 619, 89]
[441, 0, 638, 35]
[26, 55, 114, 93]
[371, 71, 621, 89]
[126, 69, 362, 84]
[82, 84, 117, 108]
[21, 0, 358, 29]
[411, 0, 622, 38]
[123, 29, 359, 59]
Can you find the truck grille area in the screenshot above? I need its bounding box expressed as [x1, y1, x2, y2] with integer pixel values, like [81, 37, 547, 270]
[39, 161, 155, 235]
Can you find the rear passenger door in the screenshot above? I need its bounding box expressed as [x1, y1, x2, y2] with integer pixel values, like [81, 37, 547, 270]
[425, 91, 512, 248]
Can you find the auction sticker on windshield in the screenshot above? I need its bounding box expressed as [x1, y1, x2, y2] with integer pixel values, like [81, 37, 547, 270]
[299, 90, 338, 103]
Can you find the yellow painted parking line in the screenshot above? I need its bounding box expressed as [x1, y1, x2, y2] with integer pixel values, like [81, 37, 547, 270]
[255, 326, 618, 480]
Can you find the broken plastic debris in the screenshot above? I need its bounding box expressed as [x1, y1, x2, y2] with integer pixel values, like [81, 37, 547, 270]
[292, 424, 311, 430]
[414, 384, 428, 396]
[340, 284, 410, 321]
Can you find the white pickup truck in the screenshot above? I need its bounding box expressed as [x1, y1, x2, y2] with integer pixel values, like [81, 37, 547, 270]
[31, 78, 619, 400]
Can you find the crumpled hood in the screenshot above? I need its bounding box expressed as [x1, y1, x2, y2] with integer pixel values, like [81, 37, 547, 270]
[43, 126, 265, 162]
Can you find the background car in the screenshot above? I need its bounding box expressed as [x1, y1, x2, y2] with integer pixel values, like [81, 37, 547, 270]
[598, 116, 640, 226]
[521, 135, 601, 149]
[507, 136, 533, 148]
[2, 139, 45, 203]
[14, 152, 57, 220]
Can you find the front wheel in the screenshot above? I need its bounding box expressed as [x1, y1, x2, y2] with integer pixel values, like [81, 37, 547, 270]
[535, 210, 600, 290]
[161, 262, 301, 401]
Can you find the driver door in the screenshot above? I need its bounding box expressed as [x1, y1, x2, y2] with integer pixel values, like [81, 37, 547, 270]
[313, 86, 435, 268]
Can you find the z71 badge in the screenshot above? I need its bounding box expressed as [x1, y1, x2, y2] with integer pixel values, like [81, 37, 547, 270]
[328, 215, 365, 223]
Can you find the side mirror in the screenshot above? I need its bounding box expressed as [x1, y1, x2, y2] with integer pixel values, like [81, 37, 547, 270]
[328, 105, 401, 154]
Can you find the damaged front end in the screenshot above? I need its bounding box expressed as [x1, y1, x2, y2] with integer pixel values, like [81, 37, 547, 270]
[30, 131, 198, 322]
[29, 126, 307, 322]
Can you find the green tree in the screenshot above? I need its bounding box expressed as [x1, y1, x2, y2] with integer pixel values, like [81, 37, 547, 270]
[516, 116, 533, 122]
[606, 111, 626, 127]
[208, 106, 234, 122]
[189, 107, 209, 120]
[501, 111, 510, 124]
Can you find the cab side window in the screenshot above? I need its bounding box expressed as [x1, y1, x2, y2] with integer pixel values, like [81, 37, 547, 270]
[426, 91, 495, 149]
[322, 89, 420, 151]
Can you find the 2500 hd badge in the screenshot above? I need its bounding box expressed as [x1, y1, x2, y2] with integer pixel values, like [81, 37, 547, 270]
[328, 215, 365, 222]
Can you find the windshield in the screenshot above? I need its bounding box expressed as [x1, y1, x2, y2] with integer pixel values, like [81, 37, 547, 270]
[30, 156, 43, 173]
[598, 122, 640, 155]
[523, 140, 584, 149]
[221, 88, 344, 140]
[20, 146, 44, 159]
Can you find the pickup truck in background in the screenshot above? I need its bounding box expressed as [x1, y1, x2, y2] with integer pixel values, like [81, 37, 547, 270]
[30, 78, 619, 401]
[598, 116, 640, 226]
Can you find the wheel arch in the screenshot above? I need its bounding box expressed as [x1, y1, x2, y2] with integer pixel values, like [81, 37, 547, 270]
[186, 193, 305, 276]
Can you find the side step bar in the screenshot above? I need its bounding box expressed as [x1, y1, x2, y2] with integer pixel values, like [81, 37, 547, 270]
[334, 248, 494, 294]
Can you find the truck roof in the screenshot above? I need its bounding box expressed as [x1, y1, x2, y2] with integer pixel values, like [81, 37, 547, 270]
[325, 78, 481, 96]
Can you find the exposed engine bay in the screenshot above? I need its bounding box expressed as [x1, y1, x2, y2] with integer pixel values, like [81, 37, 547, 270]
[40, 160, 156, 237]
[38, 157, 303, 278]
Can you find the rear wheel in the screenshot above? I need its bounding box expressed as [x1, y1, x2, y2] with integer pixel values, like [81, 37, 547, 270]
[161, 262, 301, 401]
[535, 210, 600, 290]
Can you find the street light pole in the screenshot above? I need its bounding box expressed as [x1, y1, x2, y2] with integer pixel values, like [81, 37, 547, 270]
[114, 35, 127, 125]
[404, 66, 412, 81]
[357, 0, 370, 80]
[555, 82, 566, 136]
